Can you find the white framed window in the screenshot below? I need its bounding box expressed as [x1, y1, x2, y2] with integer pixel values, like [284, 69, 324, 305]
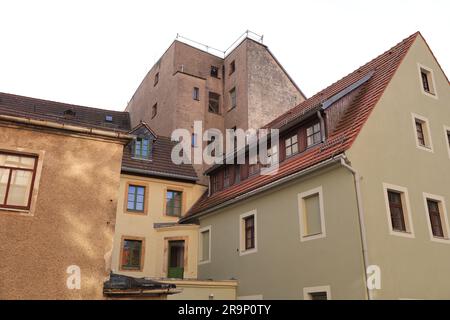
[239, 210, 257, 256]
[303, 286, 331, 300]
[199, 226, 212, 264]
[422, 193, 450, 244]
[298, 186, 326, 242]
[382, 183, 415, 238]
[444, 126, 450, 159]
[411, 113, 433, 153]
[417, 63, 438, 99]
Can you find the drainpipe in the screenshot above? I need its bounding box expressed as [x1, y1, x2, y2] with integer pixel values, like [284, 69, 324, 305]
[340, 156, 372, 300]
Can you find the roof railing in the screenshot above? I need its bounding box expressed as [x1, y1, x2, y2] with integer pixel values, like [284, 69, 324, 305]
[175, 30, 264, 59]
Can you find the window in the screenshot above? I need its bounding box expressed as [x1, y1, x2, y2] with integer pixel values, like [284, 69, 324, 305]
[223, 166, 231, 188]
[244, 215, 255, 250]
[210, 174, 219, 194]
[134, 137, 150, 159]
[298, 187, 326, 241]
[239, 210, 257, 255]
[229, 60, 235, 75]
[193, 87, 200, 101]
[199, 226, 211, 264]
[105, 115, 113, 122]
[167, 240, 185, 278]
[423, 193, 449, 243]
[154, 72, 159, 86]
[383, 183, 414, 238]
[303, 286, 331, 300]
[412, 114, 433, 152]
[208, 136, 216, 157]
[229, 87, 237, 109]
[285, 134, 299, 157]
[234, 165, 241, 184]
[127, 184, 146, 212]
[418, 64, 437, 97]
[306, 122, 322, 147]
[152, 103, 157, 119]
[445, 126, 450, 159]
[191, 133, 197, 147]
[210, 66, 219, 78]
[208, 92, 220, 114]
[0, 152, 38, 210]
[121, 238, 144, 271]
[166, 190, 183, 217]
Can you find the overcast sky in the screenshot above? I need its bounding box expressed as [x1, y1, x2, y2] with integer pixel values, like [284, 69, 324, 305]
[0, 0, 448, 111]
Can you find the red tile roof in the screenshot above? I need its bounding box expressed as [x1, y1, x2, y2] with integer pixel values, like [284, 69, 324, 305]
[182, 32, 420, 220]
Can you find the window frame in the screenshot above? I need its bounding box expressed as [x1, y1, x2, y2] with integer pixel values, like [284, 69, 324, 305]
[306, 122, 322, 147]
[298, 186, 326, 242]
[124, 182, 148, 215]
[134, 137, 151, 159]
[193, 87, 200, 101]
[411, 113, 433, 153]
[303, 286, 332, 300]
[198, 225, 212, 265]
[229, 87, 237, 110]
[119, 236, 145, 272]
[229, 60, 236, 75]
[444, 125, 450, 160]
[0, 151, 39, 211]
[208, 92, 221, 115]
[164, 187, 184, 217]
[422, 193, 450, 244]
[210, 66, 219, 78]
[383, 183, 415, 238]
[417, 63, 438, 99]
[285, 133, 299, 158]
[239, 210, 257, 256]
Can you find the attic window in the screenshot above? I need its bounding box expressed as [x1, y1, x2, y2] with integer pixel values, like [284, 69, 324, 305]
[63, 109, 76, 118]
[134, 137, 150, 159]
[105, 115, 113, 122]
[210, 66, 219, 78]
[418, 64, 437, 98]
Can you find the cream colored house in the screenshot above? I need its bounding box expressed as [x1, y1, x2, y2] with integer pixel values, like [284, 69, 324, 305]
[111, 122, 237, 299]
[181, 32, 450, 299]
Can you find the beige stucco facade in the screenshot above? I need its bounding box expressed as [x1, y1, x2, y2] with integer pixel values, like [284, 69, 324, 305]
[111, 173, 206, 279]
[0, 123, 127, 299]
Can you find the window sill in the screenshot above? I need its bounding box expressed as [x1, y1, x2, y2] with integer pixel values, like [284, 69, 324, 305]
[390, 230, 415, 238]
[0, 207, 32, 216]
[131, 157, 153, 162]
[227, 106, 236, 112]
[415, 144, 433, 153]
[430, 236, 450, 244]
[198, 259, 211, 265]
[239, 248, 257, 256]
[300, 232, 326, 242]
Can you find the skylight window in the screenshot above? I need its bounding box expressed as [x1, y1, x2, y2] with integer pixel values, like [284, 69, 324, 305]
[105, 115, 113, 122]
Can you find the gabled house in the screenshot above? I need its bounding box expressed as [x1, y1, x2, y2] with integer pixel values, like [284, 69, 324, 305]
[180, 32, 450, 299]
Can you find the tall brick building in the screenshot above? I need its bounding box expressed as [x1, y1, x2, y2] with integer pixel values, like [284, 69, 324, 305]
[125, 34, 306, 183]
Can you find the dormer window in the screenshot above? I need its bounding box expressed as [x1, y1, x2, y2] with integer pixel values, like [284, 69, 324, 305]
[105, 115, 113, 122]
[134, 137, 150, 159]
[306, 122, 322, 147]
[63, 109, 76, 119]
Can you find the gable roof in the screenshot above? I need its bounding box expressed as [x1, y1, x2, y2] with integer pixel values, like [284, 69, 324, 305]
[182, 32, 420, 221]
[121, 135, 198, 182]
[0, 92, 131, 132]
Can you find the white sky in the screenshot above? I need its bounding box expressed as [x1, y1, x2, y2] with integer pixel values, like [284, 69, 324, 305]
[0, 0, 448, 111]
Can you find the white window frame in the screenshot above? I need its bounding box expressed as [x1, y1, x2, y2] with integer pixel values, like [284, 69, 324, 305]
[411, 113, 434, 153]
[303, 285, 332, 300]
[239, 210, 257, 256]
[422, 193, 450, 244]
[198, 225, 212, 264]
[298, 186, 326, 242]
[382, 183, 415, 238]
[417, 63, 438, 99]
[444, 125, 450, 160]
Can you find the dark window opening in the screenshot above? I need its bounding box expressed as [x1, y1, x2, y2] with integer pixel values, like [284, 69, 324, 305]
[208, 92, 220, 114]
[193, 87, 200, 101]
[421, 71, 430, 93]
[223, 166, 231, 188]
[166, 190, 182, 217]
[210, 66, 219, 78]
[415, 120, 425, 146]
[154, 72, 159, 86]
[229, 60, 236, 75]
[152, 103, 158, 119]
[427, 199, 444, 238]
[121, 239, 143, 270]
[309, 292, 328, 300]
[244, 215, 255, 250]
[388, 191, 406, 232]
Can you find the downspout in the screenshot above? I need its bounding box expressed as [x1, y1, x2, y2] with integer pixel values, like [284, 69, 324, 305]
[340, 156, 372, 300]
